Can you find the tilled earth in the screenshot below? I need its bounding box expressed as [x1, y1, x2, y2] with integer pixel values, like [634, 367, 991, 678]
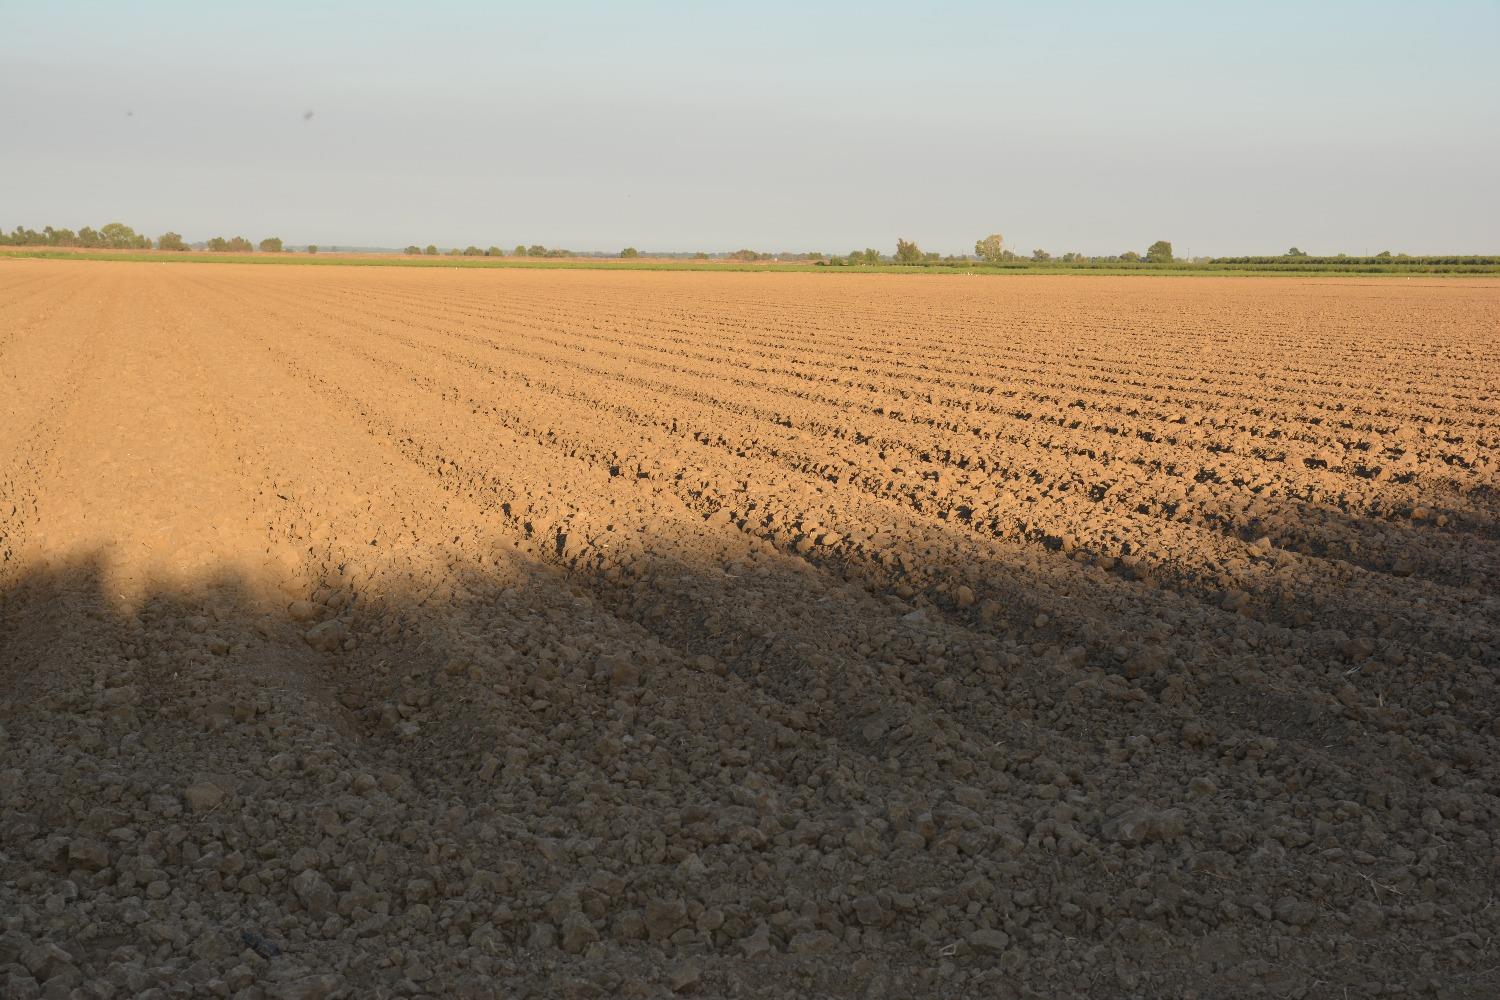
[1, 260, 1497, 999]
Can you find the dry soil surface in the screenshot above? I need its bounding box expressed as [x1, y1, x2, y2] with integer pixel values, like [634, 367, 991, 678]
[1, 260, 1497, 999]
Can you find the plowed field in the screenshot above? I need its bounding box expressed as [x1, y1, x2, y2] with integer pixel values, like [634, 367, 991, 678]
[2, 260, 1497, 998]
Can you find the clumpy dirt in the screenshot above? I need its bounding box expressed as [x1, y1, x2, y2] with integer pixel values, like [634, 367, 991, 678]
[1, 260, 1497, 998]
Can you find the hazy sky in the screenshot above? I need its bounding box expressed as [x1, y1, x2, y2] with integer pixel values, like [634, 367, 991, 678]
[4, 1, 1497, 255]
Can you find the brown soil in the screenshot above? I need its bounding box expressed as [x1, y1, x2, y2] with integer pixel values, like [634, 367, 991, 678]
[1, 260, 1496, 999]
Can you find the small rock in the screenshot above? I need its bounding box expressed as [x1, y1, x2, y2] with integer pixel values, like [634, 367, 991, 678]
[1102, 806, 1188, 845]
[241, 931, 281, 959]
[788, 930, 837, 953]
[0, 931, 27, 963]
[183, 782, 225, 813]
[741, 924, 772, 958]
[67, 839, 110, 870]
[968, 928, 1009, 954]
[608, 656, 641, 689]
[2, 973, 39, 1000]
[1187, 776, 1217, 799]
[669, 961, 701, 993]
[560, 913, 599, 954]
[644, 898, 687, 941]
[675, 853, 707, 882]
[527, 922, 558, 949]
[1274, 896, 1317, 927]
[304, 620, 347, 652]
[266, 974, 344, 1000]
[852, 894, 883, 926]
[266, 752, 299, 773]
[290, 870, 335, 919]
[19, 941, 73, 979]
[1349, 899, 1385, 935]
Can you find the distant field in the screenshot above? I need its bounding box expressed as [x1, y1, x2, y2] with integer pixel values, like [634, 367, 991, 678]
[4, 246, 1498, 275]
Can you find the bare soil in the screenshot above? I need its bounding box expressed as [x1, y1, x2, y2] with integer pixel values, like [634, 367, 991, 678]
[1, 260, 1496, 998]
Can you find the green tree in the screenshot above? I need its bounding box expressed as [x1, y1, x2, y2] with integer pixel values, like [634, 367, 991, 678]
[1032, 248, 1052, 261]
[486, 246, 503, 257]
[99, 222, 146, 248]
[424, 245, 439, 255]
[403, 245, 421, 255]
[100, 224, 126, 246]
[527, 245, 547, 257]
[1146, 240, 1173, 262]
[513, 245, 527, 257]
[1060, 251, 1087, 263]
[1375, 250, 1392, 258]
[974, 233, 1005, 264]
[1286, 247, 1308, 257]
[307, 244, 318, 254]
[693, 252, 709, 260]
[463, 245, 483, 256]
[259, 237, 283, 253]
[894, 238, 922, 264]
[1119, 250, 1142, 262]
[158, 232, 187, 251]
[620, 247, 640, 258]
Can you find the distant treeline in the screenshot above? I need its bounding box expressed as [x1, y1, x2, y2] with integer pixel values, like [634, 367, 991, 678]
[400, 244, 578, 258]
[2, 223, 152, 249]
[3, 224, 1495, 272]
[809, 239, 1500, 272]
[1209, 255, 1500, 266]
[0, 223, 288, 254]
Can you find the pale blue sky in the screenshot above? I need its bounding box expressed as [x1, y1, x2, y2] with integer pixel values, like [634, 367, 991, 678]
[3, 1, 1497, 254]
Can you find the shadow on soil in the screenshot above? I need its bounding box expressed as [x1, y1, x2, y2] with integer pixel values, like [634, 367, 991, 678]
[1, 531, 1496, 998]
